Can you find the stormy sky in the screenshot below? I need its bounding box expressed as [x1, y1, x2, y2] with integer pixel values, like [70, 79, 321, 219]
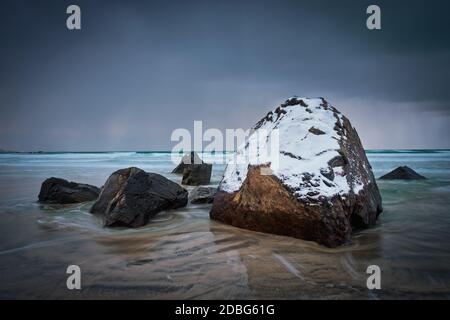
[0, 0, 449, 151]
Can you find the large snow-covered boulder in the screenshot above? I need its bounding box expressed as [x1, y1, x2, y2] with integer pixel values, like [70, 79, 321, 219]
[210, 97, 382, 247]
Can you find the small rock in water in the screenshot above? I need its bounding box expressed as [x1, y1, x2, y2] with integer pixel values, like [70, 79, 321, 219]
[91, 167, 188, 227]
[172, 151, 204, 174]
[379, 166, 426, 180]
[172, 151, 213, 185]
[38, 177, 100, 204]
[189, 186, 217, 204]
[182, 164, 212, 186]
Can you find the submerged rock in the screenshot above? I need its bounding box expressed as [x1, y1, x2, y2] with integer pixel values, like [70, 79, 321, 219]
[182, 163, 212, 186]
[379, 166, 426, 180]
[38, 177, 100, 204]
[210, 97, 382, 247]
[172, 151, 213, 185]
[189, 186, 217, 204]
[91, 167, 188, 227]
[172, 152, 204, 174]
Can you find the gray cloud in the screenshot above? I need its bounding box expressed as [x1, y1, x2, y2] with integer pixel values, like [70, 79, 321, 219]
[0, 0, 449, 151]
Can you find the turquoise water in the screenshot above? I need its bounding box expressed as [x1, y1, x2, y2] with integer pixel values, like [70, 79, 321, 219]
[0, 150, 450, 299]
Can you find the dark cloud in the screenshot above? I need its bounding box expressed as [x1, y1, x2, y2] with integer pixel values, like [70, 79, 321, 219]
[0, 0, 449, 150]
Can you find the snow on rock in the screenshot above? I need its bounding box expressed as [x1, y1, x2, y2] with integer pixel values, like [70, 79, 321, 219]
[220, 97, 367, 202]
[211, 97, 383, 247]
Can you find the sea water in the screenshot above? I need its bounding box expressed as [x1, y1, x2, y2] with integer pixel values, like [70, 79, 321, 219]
[0, 150, 449, 299]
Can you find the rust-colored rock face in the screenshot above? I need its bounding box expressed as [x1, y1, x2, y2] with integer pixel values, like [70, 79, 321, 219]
[211, 166, 352, 247]
[210, 97, 382, 247]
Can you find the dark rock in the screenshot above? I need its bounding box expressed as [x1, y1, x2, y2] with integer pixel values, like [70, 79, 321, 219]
[328, 155, 347, 168]
[172, 152, 204, 174]
[91, 167, 188, 227]
[38, 177, 100, 204]
[379, 166, 426, 180]
[280, 96, 308, 108]
[309, 127, 326, 135]
[182, 163, 212, 186]
[320, 167, 335, 181]
[189, 186, 217, 204]
[281, 151, 302, 160]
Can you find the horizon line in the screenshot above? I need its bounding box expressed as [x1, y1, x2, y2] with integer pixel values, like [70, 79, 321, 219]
[1, 148, 450, 154]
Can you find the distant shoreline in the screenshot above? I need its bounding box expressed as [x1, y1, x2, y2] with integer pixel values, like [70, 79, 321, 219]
[1, 149, 450, 155]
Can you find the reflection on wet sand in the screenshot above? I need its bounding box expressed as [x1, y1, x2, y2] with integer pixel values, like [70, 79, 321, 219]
[1, 154, 450, 299]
